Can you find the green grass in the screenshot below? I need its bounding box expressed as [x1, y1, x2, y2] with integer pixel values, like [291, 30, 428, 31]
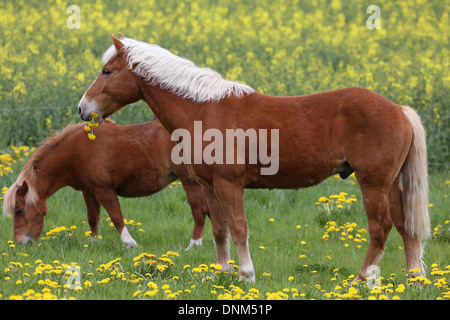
[1, 171, 448, 300]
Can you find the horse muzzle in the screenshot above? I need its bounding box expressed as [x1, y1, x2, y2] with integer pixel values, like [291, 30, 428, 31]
[78, 98, 104, 123]
[15, 233, 33, 245]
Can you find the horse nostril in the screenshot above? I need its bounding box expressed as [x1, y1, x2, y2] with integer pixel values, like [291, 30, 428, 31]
[78, 106, 82, 114]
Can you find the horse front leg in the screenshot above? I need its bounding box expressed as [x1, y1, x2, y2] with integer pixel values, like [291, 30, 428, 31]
[211, 177, 255, 282]
[201, 185, 231, 272]
[94, 188, 138, 248]
[82, 191, 101, 239]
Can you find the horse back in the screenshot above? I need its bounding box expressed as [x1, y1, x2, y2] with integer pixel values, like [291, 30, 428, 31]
[194, 87, 411, 189]
[63, 120, 176, 197]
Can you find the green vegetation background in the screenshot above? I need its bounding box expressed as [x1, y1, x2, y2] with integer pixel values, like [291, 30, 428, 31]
[0, 0, 448, 166]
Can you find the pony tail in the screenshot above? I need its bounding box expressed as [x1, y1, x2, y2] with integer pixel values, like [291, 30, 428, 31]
[401, 106, 430, 240]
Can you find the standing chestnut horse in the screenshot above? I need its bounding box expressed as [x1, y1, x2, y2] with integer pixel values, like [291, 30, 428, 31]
[78, 35, 430, 283]
[3, 120, 209, 249]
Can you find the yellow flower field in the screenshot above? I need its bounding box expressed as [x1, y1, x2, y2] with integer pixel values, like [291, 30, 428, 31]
[0, 0, 448, 164]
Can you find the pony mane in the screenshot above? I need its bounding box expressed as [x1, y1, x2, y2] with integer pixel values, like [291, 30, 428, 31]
[2, 123, 82, 217]
[102, 37, 255, 103]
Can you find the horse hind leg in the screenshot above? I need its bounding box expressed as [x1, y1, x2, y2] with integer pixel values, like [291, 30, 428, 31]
[389, 177, 426, 277]
[353, 185, 393, 284]
[186, 208, 206, 250]
[180, 176, 210, 250]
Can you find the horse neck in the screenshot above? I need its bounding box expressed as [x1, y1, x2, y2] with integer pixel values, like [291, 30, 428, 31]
[31, 155, 69, 200]
[140, 82, 197, 133]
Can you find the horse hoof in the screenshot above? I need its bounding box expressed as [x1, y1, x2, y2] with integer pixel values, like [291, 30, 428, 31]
[239, 270, 256, 283]
[124, 240, 138, 248]
[239, 274, 256, 283]
[121, 227, 137, 248]
[186, 238, 203, 250]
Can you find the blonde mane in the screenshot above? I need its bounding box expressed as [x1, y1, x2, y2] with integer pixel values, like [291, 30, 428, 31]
[2, 165, 39, 217]
[101, 37, 255, 103]
[2, 123, 82, 216]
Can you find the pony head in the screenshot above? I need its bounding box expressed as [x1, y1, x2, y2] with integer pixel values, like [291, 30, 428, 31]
[78, 34, 142, 122]
[78, 33, 254, 122]
[3, 179, 47, 245]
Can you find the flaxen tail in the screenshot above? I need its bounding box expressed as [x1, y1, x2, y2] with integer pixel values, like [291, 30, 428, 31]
[401, 106, 430, 240]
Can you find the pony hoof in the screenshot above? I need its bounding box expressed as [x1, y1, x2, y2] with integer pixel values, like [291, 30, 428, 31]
[239, 270, 256, 283]
[90, 235, 102, 242]
[239, 274, 256, 283]
[120, 227, 137, 248]
[349, 280, 363, 287]
[124, 240, 138, 248]
[186, 238, 203, 250]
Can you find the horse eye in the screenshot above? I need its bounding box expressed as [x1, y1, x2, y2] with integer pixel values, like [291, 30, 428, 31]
[16, 208, 25, 215]
[102, 68, 112, 76]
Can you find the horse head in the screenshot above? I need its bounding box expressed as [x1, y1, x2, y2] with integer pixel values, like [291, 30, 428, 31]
[3, 180, 47, 245]
[78, 34, 141, 123]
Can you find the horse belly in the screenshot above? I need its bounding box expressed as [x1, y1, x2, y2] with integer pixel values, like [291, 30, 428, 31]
[245, 159, 338, 189]
[114, 169, 175, 198]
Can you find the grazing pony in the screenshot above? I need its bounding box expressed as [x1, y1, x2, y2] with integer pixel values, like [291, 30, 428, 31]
[78, 35, 430, 283]
[3, 120, 209, 249]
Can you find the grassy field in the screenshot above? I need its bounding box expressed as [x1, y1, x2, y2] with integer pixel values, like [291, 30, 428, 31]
[0, 0, 449, 301]
[0, 148, 449, 300]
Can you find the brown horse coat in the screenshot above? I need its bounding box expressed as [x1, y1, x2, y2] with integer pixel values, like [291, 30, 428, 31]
[3, 120, 209, 248]
[77, 35, 429, 283]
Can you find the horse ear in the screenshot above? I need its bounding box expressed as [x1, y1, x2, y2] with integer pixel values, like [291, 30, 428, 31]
[112, 34, 124, 53]
[119, 32, 125, 39]
[17, 181, 29, 197]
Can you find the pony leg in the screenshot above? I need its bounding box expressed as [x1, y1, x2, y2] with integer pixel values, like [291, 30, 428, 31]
[82, 191, 101, 238]
[94, 188, 138, 248]
[180, 177, 210, 250]
[354, 186, 392, 284]
[212, 177, 255, 282]
[201, 186, 231, 272]
[389, 177, 426, 277]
